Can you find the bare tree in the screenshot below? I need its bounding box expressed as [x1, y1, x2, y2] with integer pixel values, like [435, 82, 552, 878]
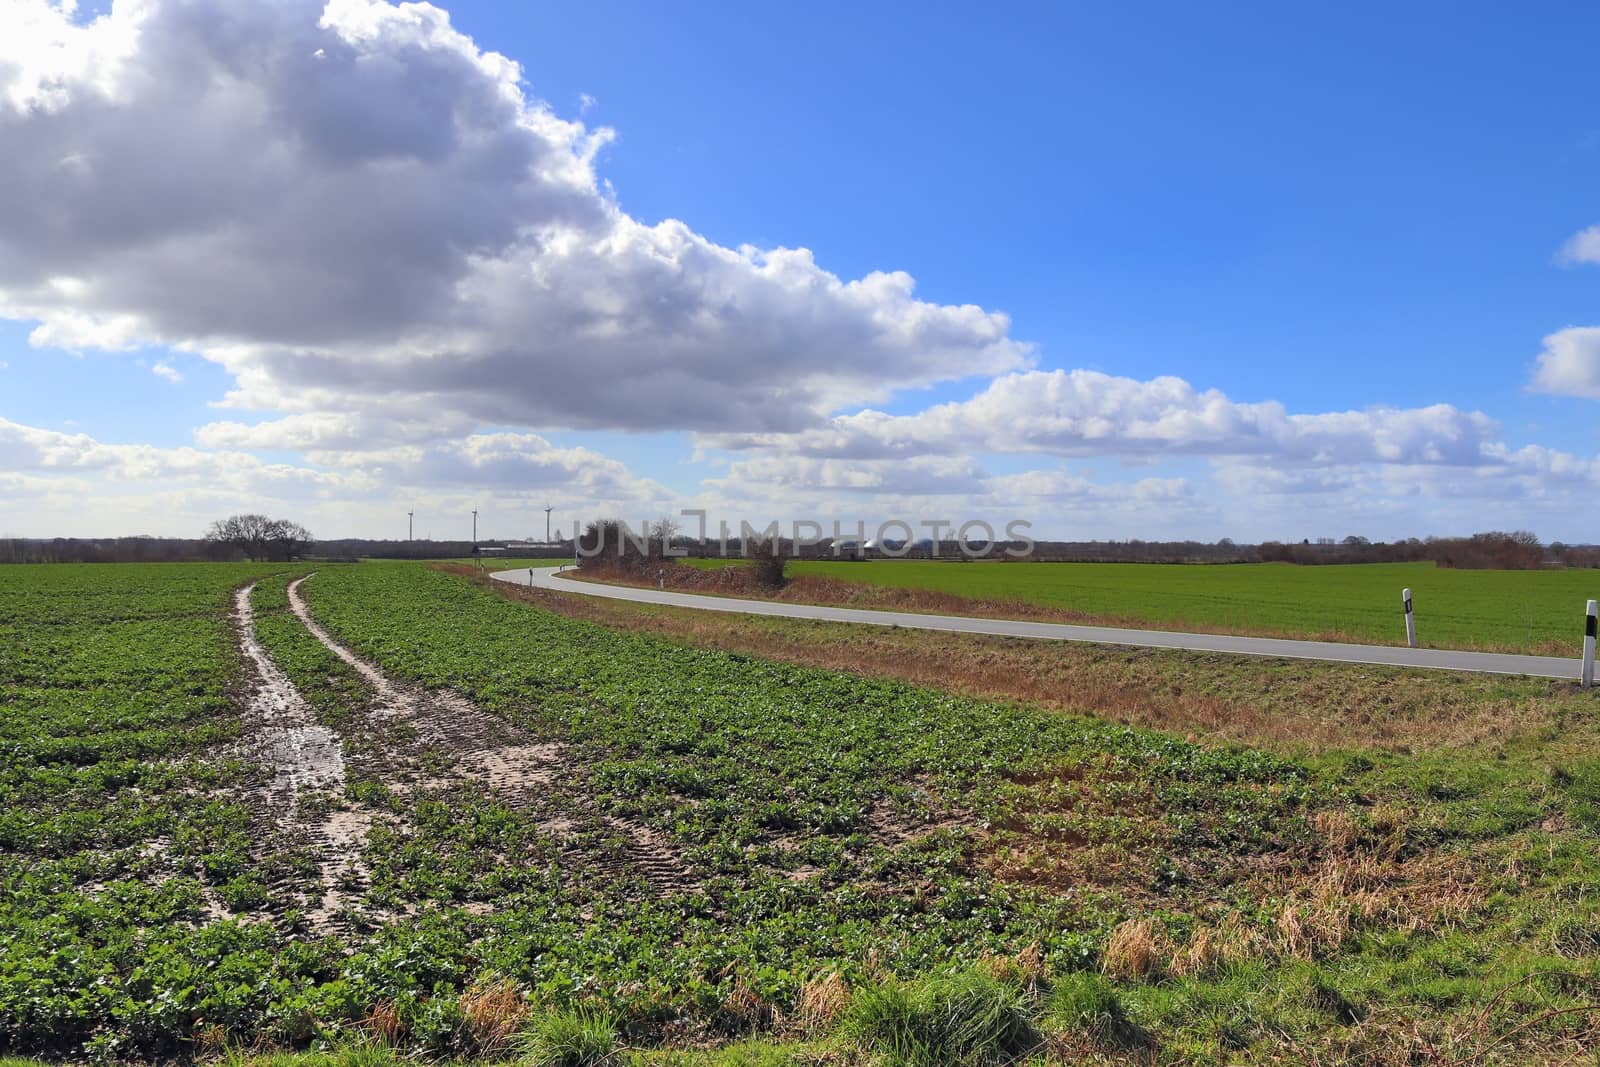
[269, 520, 314, 561]
[205, 514, 313, 561]
[649, 515, 681, 557]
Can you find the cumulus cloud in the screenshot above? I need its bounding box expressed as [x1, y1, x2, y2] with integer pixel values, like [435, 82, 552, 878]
[0, 0, 1028, 438]
[704, 369, 1506, 467]
[0, 414, 368, 488]
[195, 410, 477, 452]
[150, 360, 182, 383]
[710, 455, 991, 498]
[1, 415, 664, 511]
[314, 430, 667, 498]
[1558, 225, 1600, 266]
[1530, 327, 1600, 399]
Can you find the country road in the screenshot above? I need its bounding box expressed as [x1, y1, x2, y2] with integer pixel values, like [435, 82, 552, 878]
[490, 567, 1588, 681]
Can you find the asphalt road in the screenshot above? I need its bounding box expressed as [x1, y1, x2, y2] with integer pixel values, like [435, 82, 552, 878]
[490, 566, 1586, 681]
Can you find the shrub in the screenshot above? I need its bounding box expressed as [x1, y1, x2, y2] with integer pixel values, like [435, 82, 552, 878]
[745, 537, 788, 590]
[577, 519, 665, 571]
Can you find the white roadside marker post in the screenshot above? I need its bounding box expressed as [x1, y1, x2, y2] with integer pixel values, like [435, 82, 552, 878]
[1584, 599, 1597, 690]
[659, 567, 665, 591]
[529, 566, 535, 588]
[1403, 588, 1417, 648]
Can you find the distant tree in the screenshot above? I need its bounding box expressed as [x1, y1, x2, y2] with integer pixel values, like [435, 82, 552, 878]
[205, 514, 313, 561]
[1430, 531, 1544, 570]
[649, 516, 681, 556]
[269, 520, 314, 561]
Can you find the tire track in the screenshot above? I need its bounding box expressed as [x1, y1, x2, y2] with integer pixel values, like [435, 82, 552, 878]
[285, 575, 697, 895]
[234, 583, 344, 798]
[233, 582, 373, 926]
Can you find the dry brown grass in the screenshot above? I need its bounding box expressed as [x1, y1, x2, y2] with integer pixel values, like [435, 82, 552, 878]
[1167, 912, 1266, 977]
[1312, 808, 1363, 854]
[720, 975, 778, 1031]
[1102, 919, 1171, 980]
[793, 971, 851, 1034]
[194, 1023, 229, 1055]
[977, 942, 1048, 993]
[1157, 835, 1497, 980]
[466, 568, 1591, 759]
[458, 974, 528, 1055]
[362, 999, 404, 1046]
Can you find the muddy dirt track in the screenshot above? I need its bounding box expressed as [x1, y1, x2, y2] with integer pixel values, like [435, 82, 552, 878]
[228, 574, 696, 926]
[233, 582, 368, 924]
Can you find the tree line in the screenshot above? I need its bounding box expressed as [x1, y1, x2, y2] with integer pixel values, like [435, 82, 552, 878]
[2, 522, 1596, 569]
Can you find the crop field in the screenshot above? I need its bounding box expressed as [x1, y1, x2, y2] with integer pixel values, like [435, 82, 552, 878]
[680, 558, 1600, 654]
[4, 561, 1600, 1065]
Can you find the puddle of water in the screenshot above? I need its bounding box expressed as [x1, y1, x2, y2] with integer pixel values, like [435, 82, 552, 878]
[259, 725, 344, 792]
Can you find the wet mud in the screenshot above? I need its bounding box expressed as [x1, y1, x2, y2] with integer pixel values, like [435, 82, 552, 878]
[285, 576, 697, 895]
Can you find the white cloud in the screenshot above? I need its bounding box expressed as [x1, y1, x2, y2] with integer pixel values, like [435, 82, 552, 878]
[316, 430, 667, 498]
[704, 369, 1506, 468]
[0, 415, 366, 488]
[0, 415, 668, 535]
[195, 410, 476, 452]
[1558, 225, 1600, 266]
[150, 360, 182, 383]
[710, 455, 991, 497]
[1530, 327, 1600, 399]
[0, 0, 1029, 438]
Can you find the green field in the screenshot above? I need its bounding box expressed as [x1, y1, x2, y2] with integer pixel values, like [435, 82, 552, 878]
[683, 559, 1599, 653]
[4, 561, 1600, 1064]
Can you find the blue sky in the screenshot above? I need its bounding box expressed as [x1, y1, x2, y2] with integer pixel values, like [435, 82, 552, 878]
[455, 1, 1597, 398]
[3, 0, 1599, 540]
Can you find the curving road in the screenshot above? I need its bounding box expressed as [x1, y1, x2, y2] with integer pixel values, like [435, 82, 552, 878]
[490, 567, 1587, 681]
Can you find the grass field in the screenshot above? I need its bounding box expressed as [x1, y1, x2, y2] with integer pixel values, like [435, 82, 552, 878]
[4, 561, 1600, 1064]
[680, 558, 1600, 654]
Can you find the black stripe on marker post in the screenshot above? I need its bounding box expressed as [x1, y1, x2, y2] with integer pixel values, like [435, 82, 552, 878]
[1587, 612, 1597, 639]
[1405, 595, 1413, 614]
